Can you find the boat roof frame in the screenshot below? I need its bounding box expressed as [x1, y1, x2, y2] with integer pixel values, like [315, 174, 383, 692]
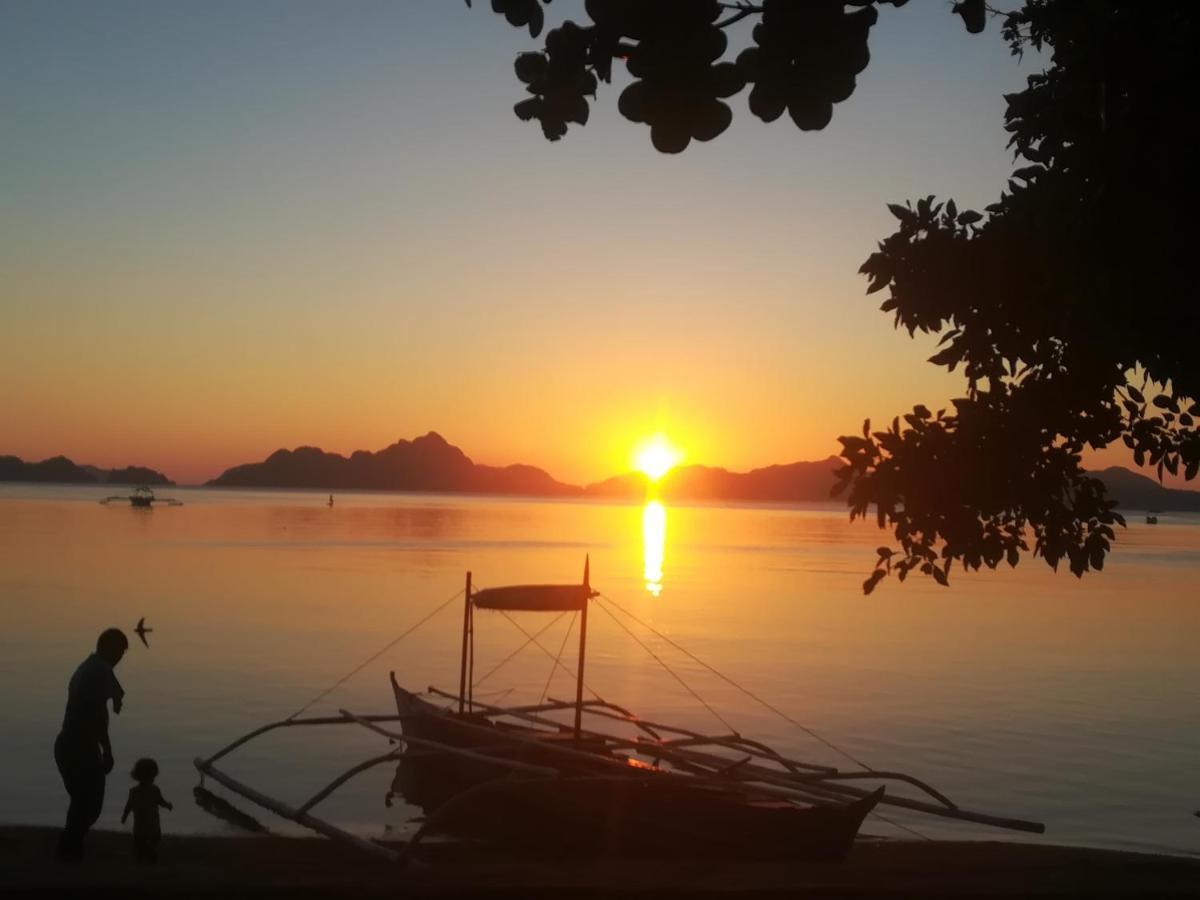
[458, 558, 596, 737]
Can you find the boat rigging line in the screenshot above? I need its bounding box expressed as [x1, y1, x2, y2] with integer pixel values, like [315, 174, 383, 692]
[592, 596, 738, 735]
[490, 607, 609, 704]
[595, 592, 873, 772]
[472, 611, 569, 690]
[285, 586, 465, 722]
[540, 611, 578, 704]
[592, 593, 931, 841]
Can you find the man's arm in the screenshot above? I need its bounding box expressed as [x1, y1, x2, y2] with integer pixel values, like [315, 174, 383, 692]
[99, 726, 114, 774]
[102, 673, 122, 765]
[109, 670, 124, 715]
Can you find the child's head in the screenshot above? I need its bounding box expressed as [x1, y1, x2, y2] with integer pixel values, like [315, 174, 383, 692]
[131, 757, 159, 784]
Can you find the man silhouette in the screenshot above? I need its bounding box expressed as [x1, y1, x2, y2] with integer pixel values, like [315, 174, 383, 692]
[55, 628, 128, 860]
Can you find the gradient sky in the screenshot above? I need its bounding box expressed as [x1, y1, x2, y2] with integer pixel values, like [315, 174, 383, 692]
[1, 1, 1056, 485]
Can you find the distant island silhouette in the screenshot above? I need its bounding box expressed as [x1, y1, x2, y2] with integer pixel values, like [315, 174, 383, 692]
[582, 459, 845, 504]
[0, 455, 173, 486]
[200, 432, 1200, 511]
[1084, 466, 1200, 514]
[4, 437, 1198, 511]
[206, 432, 577, 496]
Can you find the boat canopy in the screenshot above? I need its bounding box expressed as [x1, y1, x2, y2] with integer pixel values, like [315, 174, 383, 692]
[472, 584, 594, 612]
[461, 561, 594, 730]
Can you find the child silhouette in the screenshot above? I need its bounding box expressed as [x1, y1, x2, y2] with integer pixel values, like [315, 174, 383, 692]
[121, 758, 172, 862]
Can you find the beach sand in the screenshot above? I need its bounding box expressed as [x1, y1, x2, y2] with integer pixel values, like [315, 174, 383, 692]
[3, 826, 1198, 898]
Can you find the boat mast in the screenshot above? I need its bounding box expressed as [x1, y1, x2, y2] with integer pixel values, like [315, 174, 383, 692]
[468, 597, 476, 713]
[574, 556, 590, 739]
[458, 571, 472, 714]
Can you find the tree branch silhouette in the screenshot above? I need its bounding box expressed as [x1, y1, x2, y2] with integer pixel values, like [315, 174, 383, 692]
[472, 0, 1198, 592]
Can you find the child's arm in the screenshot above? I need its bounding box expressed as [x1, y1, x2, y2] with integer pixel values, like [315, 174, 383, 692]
[156, 786, 173, 811]
[121, 793, 133, 824]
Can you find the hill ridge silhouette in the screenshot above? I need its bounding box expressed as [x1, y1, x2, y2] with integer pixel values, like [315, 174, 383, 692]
[206, 431, 579, 496]
[204, 434, 1200, 510]
[0, 455, 173, 485]
[6, 437, 1198, 511]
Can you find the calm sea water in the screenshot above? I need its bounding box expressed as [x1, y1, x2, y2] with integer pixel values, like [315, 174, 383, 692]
[2, 483, 1198, 856]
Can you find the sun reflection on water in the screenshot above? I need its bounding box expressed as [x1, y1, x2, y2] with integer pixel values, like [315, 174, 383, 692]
[642, 500, 666, 597]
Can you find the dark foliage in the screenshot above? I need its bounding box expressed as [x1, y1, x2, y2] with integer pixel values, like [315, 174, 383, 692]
[843, 1, 1199, 591]
[469, 0, 926, 152]
[473, 1, 1200, 591]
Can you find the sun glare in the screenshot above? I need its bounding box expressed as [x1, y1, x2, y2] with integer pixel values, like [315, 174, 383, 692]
[633, 435, 682, 482]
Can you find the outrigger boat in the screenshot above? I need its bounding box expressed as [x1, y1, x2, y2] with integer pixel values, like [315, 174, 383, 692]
[194, 561, 1044, 863]
[101, 485, 182, 507]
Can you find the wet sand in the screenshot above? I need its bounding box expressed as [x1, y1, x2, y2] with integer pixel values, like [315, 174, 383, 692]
[3, 826, 1199, 898]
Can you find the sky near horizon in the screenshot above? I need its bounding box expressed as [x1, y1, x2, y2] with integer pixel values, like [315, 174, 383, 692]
[1, 1, 1057, 485]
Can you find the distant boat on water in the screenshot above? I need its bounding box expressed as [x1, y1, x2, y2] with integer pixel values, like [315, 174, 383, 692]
[101, 485, 182, 508]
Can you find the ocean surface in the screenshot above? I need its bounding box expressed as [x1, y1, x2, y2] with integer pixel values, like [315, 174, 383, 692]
[1, 483, 1198, 857]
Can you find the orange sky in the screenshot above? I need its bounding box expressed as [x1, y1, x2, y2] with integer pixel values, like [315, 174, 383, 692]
[3, 3, 1175, 488]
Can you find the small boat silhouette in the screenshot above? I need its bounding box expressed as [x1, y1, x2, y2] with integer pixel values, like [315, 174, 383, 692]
[100, 485, 182, 508]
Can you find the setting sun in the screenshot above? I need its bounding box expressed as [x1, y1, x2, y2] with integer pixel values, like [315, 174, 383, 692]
[633, 435, 682, 481]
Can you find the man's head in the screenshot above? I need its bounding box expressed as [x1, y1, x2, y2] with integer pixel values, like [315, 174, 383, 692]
[96, 628, 129, 666]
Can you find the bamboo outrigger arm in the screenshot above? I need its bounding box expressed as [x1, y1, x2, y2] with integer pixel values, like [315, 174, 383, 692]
[436, 687, 838, 777]
[193, 757, 402, 862]
[197, 712, 410, 768]
[297, 749, 406, 815]
[655, 744, 1045, 834]
[544, 698, 966, 814]
[414, 693, 847, 815]
[555, 701, 838, 775]
[337, 709, 559, 777]
[404, 690, 839, 812]
[417, 688, 1043, 835]
[192, 706, 565, 861]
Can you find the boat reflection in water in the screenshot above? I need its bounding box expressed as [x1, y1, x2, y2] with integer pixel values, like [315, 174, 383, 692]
[642, 500, 666, 597]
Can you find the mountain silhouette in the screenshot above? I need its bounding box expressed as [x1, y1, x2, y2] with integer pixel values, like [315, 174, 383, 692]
[585, 459, 845, 503]
[8, 438, 1198, 511]
[206, 432, 579, 496]
[1091, 466, 1200, 512]
[206, 434, 1200, 510]
[0, 455, 173, 485]
[81, 465, 174, 486]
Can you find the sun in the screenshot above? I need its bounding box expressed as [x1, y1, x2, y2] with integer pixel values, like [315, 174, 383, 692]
[633, 435, 682, 482]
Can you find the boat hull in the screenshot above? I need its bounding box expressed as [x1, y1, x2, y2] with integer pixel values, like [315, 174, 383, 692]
[390, 681, 614, 810]
[417, 773, 880, 859]
[389, 677, 880, 859]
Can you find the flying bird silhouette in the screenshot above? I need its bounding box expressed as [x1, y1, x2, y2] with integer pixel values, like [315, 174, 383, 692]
[134, 617, 153, 648]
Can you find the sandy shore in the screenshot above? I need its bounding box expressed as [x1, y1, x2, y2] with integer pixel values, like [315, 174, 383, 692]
[3, 825, 1198, 898]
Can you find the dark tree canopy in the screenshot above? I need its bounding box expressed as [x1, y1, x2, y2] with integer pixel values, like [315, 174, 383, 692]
[472, 0, 1200, 592]
[470, 0, 943, 151]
